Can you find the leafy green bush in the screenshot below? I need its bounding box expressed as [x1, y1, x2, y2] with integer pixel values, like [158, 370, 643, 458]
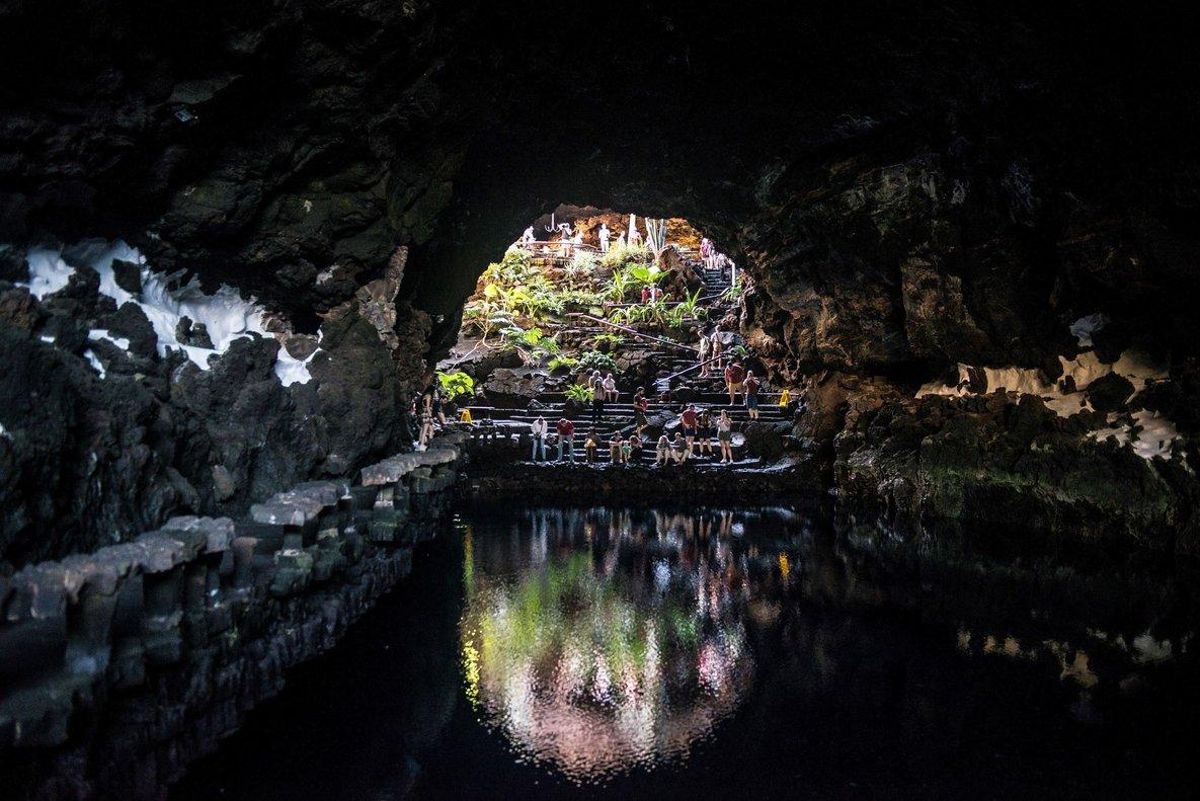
[578, 349, 618, 374]
[548, 355, 580, 373]
[436, 370, 475, 401]
[591, 332, 626, 352]
[565, 383, 595, 404]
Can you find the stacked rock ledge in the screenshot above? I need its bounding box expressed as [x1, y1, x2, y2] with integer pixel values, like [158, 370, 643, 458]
[0, 434, 468, 801]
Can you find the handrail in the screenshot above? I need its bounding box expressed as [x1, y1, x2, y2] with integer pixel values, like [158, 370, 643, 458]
[566, 312, 700, 353]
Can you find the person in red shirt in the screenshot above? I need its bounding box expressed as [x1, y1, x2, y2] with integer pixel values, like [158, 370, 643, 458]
[555, 417, 576, 462]
[724, 361, 746, 406]
[743, 370, 762, 420]
[680, 404, 699, 453]
[641, 285, 652, 304]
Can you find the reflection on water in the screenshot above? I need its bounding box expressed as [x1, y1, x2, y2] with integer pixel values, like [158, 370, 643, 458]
[459, 509, 761, 782]
[171, 505, 1200, 801]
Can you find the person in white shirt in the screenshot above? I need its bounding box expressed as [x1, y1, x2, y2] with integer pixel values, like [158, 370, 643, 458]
[598, 223, 611, 253]
[530, 416, 547, 461]
[602, 373, 618, 402]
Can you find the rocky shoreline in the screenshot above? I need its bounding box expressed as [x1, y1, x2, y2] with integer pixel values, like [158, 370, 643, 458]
[0, 433, 468, 801]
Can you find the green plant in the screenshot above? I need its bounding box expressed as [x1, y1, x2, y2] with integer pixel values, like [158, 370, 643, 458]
[548, 356, 580, 373]
[579, 349, 618, 374]
[722, 274, 745, 302]
[591, 332, 626, 352]
[606, 271, 631, 302]
[624, 264, 667, 288]
[566, 250, 598, 282]
[436, 370, 475, 401]
[564, 383, 595, 404]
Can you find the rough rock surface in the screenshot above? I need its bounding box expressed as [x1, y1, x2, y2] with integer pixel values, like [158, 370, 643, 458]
[0, 0, 1198, 558]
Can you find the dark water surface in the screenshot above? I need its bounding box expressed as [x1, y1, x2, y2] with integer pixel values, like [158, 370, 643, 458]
[171, 506, 1200, 800]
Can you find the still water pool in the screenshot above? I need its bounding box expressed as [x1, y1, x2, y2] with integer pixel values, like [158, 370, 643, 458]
[172, 506, 1200, 800]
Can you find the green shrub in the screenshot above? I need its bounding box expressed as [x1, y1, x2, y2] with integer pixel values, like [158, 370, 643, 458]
[579, 349, 618, 374]
[565, 383, 595, 404]
[436, 370, 475, 401]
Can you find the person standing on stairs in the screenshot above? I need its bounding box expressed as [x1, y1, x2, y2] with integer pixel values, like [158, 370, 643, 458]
[530, 416, 548, 461]
[744, 370, 761, 420]
[621, 437, 633, 466]
[709, 330, 723, 372]
[680, 404, 699, 454]
[556, 417, 576, 463]
[418, 394, 435, 450]
[633, 387, 649, 434]
[698, 330, 712, 377]
[697, 408, 715, 458]
[717, 409, 734, 463]
[588, 370, 605, 424]
[725, 360, 746, 406]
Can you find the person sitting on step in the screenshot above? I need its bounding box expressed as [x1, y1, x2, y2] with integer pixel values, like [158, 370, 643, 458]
[655, 433, 671, 466]
[585, 429, 600, 464]
[670, 431, 690, 464]
[609, 431, 623, 465]
[603, 372, 618, 402]
[629, 432, 644, 462]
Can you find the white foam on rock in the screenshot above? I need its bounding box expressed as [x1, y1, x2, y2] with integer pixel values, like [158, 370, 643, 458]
[83, 350, 107, 378]
[88, 329, 131, 351]
[18, 239, 315, 386]
[23, 250, 76, 298]
[275, 345, 320, 387]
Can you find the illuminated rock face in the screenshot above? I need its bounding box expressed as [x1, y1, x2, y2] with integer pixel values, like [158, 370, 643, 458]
[0, 0, 1198, 560]
[460, 509, 757, 782]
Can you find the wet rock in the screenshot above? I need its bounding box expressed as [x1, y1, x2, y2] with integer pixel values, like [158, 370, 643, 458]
[175, 316, 214, 349]
[1086, 372, 1135, 413]
[0, 246, 28, 282]
[111, 258, 142, 294]
[483, 368, 550, 405]
[106, 301, 158, 358]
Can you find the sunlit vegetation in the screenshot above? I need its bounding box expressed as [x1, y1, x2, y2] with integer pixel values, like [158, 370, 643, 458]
[457, 221, 726, 383]
[436, 369, 475, 401]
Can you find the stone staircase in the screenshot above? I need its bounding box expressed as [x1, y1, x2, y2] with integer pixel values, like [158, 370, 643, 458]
[461, 260, 790, 467]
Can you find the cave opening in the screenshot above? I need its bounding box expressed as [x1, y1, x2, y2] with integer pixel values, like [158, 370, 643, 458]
[2, 2, 1200, 799]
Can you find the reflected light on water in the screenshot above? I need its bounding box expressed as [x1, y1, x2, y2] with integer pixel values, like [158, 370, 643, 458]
[459, 510, 759, 783]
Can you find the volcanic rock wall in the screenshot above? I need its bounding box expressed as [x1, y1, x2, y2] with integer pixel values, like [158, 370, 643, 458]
[0, 433, 466, 801]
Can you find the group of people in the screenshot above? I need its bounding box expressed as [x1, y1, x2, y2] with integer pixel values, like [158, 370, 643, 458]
[586, 369, 620, 423]
[697, 330, 762, 415]
[527, 394, 739, 466]
[518, 218, 643, 258]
